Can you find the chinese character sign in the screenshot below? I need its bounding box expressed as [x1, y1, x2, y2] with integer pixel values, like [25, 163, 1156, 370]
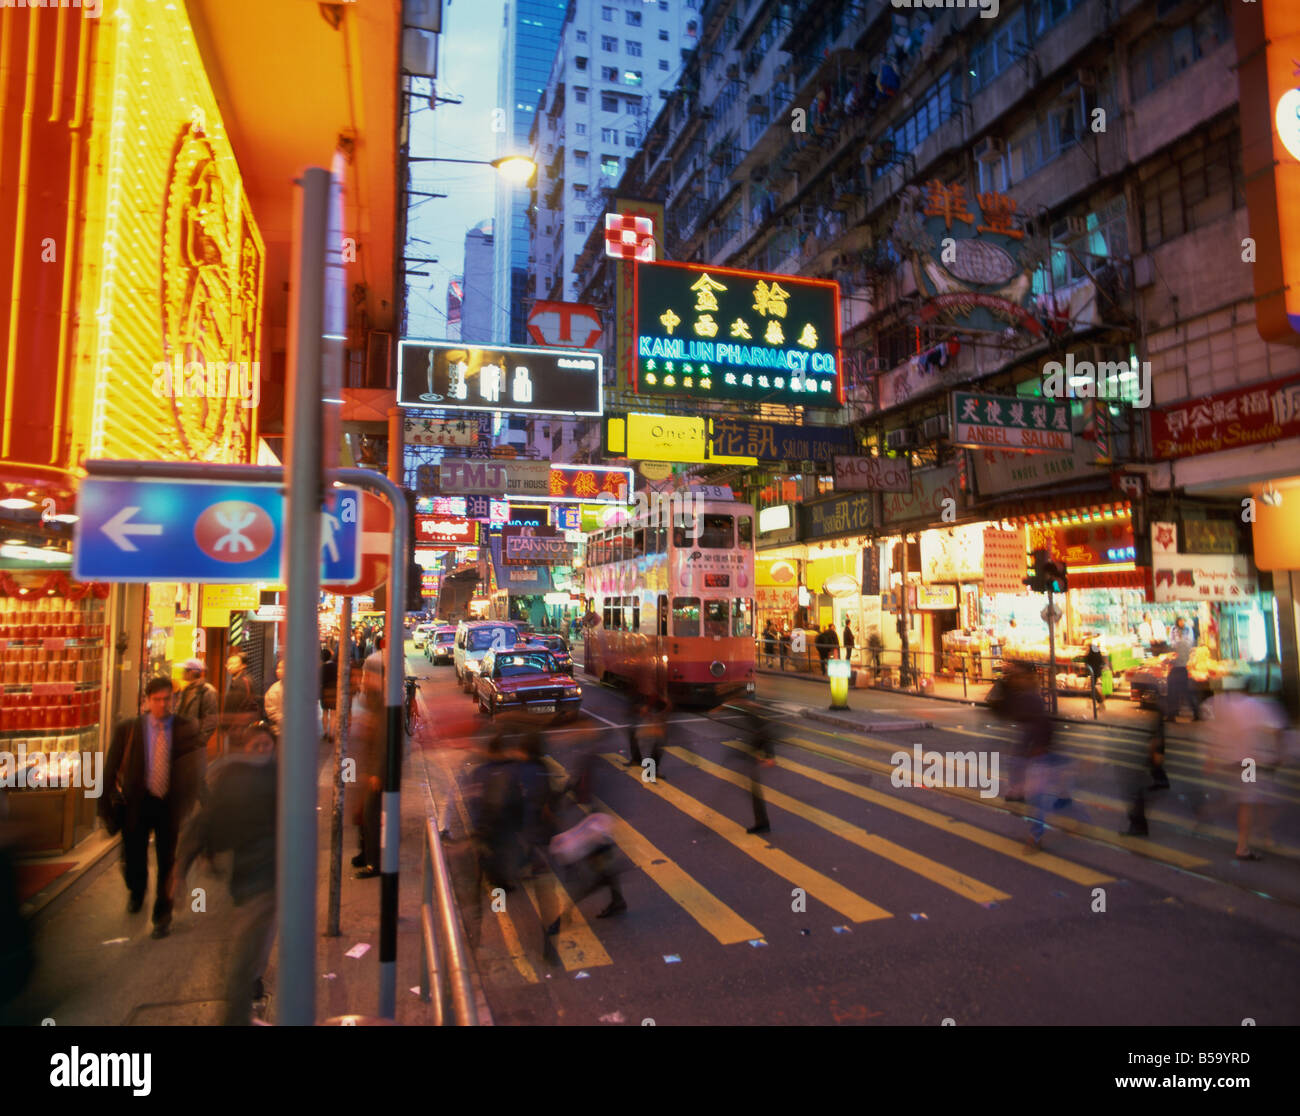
[950, 391, 1073, 452]
[634, 261, 840, 404]
[544, 464, 633, 505]
[1149, 373, 1300, 459]
[396, 340, 602, 416]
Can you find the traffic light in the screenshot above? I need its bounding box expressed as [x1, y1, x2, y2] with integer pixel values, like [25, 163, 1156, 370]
[1024, 548, 1068, 594]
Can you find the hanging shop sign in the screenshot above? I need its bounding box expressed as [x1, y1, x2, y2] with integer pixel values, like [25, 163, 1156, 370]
[199, 584, 260, 628]
[415, 516, 476, 545]
[882, 465, 961, 527]
[896, 181, 1041, 336]
[756, 557, 799, 587]
[800, 492, 874, 539]
[402, 416, 476, 447]
[1152, 522, 1257, 601]
[540, 464, 633, 504]
[861, 545, 881, 596]
[833, 455, 912, 493]
[1028, 517, 1135, 571]
[438, 459, 551, 497]
[526, 300, 604, 349]
[982, 526, 1027, 595]
[920, 524, 985, 581]
[396, 340, 602, 416]
[709, 418, 853, 462]
[950, 392, 1072, 453]
[1182, 519, 1241, 555]
[1148, 373, 1300, 459]
[915, 584, 958, 610]
[633, 260, 841, 406]
[971, 436, 1103, 495]
[501, 526, 573, 567]
[615, 197, 665, 392]
[604, 412, 755, 465]
[1233, 2, 1300, 343]
[416, 496, 509, 524]
[757, 504, 798, 547]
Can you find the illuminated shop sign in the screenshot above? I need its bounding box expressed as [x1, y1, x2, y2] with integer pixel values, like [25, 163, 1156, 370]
[536, 464, 634, 505]
[709, 418, 852, 463]
[396, 339, 603, 416]
[415, 496, 508, 524]
[950, 392, 1072, 453]
[604, 412, 756, 465]
[414, 516, 476, 545]
[633, 261, 840, 404]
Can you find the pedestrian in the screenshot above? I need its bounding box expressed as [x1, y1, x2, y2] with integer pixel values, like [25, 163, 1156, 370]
[263, 659, 284, 736]
[515, 733, 558, 879]
[320, 647, 338, 741]
[734, 699, 775, 835]
[223, 650, 263, 750]
[1083, 641, 1107, 713]
[842, 619, 855, 667]
[779, 627, 791, 671]
[1165, 616, 1198, 721]
[98, 676, 206, 938]
[1137, 611, 1166, 652]
[172, 719, 277, 1024]
[815, 624, 838, 675]
[175, 658, 219, 754]
[1200, 687, 1286, 861]
[996, 662, 1049, 802]
[469, 732, 525, 893]
[762, 620, 777, 666]
[1122, 705, 1168, 838]
[628, 696, 666, 778]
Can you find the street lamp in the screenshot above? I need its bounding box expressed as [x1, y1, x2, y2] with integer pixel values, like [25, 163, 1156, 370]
[408, 154, 538, 186]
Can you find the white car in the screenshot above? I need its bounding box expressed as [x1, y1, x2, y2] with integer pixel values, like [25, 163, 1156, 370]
[412, 623, 436, 649]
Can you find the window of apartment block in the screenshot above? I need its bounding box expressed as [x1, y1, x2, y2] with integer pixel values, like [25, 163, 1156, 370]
[576, 56, 588, 71]
[625, 70, 642, 86]
[627, 41, 642, 57]
[659, 58, 670, 71]
[625, 132, 637, 147]
[575, 219, 586, 233]
[601, 93, 618, 112]
[575, 121, 587, 134]
[1127, 1, 1231, 101]
[602, 67, 619, 83]
[968, 6, 1027, 94]
[602, 156, 619, 177]
[576, 30, 587, 43]
[1138, 128, 1243, 250]
[601, 127, 617, 143]
[659, 28, 669, 41]
[602, 5, 613, 20]
[626, 10, 641, 26]
[574, 183, 587, 194]
[658, 0, 669, 9]
[1027, 0, 1088, 37]
[575, 151, 588, 166]
[602, 35, 617, 51]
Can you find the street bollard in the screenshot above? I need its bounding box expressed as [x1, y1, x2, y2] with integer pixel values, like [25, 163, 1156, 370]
[828, 658, 851, 710]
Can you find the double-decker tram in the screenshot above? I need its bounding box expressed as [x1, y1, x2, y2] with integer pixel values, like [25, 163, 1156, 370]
[582, 496, 756, 706]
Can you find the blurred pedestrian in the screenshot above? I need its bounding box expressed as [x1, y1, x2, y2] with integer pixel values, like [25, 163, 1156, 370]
[1122, 705, 1167, 838]
[842, 619, 855, 667]
[547, 811, 625, 930]
[470, 732, 525, 893]
[778, 627, 791, 671]
[173, 720, 277, 1025]
[516, 732, 558, 879]
[1083, 641, 1107, 713]
[223, 650, 263, 750]
[992, 662, 1048, 802]
[627, 694, 666, 778]
[263, 659, 284, 736]
[176, 658, 219, 754]
[762, 620, 777, 666]
[1166, 617, 1198, 722]
[1200, 688, 1287, 860]
[731, 700, 775, 835]
[99, 676, 206, 938]
[815, 624, 838, 674]
[320, 647, 338, 741]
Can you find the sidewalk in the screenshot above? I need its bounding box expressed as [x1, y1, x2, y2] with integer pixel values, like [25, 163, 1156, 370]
[5, 658, 479, 1025]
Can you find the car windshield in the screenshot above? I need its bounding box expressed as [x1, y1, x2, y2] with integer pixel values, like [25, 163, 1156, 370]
[495, 652, 556, 677]
[536, 637, 567, 652]
[469, 626, 517, 651]
[435, 632, 455, 643]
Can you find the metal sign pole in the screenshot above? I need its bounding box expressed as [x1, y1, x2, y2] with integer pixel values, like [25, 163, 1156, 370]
[281, 166, 330, 1025]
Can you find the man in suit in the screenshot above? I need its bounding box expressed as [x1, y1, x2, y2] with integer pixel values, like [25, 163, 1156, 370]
[99, 676, 206, 938]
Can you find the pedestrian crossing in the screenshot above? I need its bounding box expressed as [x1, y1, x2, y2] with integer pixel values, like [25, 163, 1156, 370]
[435, 719, 1183, 989]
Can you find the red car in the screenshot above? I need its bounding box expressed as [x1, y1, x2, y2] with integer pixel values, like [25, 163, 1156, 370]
[474, 647, 582, 721]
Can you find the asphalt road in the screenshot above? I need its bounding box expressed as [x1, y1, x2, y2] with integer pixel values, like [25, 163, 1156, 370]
[409, 644, 1300, 1027]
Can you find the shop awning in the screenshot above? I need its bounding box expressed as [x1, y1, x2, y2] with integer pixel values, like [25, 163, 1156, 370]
[487, 537, 552, 594]
[990, 494, 1132, 526]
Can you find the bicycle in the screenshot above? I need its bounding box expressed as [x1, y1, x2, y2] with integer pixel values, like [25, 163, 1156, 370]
[404, 675, 420, 736]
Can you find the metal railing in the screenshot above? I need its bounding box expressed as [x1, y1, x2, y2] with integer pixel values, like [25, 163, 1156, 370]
[419, 816, 478, 1026]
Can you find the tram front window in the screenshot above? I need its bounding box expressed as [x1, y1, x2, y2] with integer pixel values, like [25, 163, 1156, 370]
[672, 597, 700, 636]
[674, 514, 734, 549]
[704, 599, 729, 637]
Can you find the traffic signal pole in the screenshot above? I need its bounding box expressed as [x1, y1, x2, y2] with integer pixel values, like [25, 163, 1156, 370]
[1047, 586, 1058, 715]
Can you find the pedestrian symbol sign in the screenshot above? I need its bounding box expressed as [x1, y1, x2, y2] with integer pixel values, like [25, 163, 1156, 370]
[74, 478, 362, 585]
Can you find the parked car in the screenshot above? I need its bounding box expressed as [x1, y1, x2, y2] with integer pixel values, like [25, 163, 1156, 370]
[526, 634, 573, 675]
[412, 623, 437, 649]
[425, 625, 456, 665]
[454, 620, 522, 692]
[474, 646, 582, 721]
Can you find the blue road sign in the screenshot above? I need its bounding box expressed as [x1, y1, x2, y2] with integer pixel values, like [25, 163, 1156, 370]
[74, 479, 361, 585]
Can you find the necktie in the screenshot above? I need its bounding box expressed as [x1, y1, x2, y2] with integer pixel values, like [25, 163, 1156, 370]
[149, 719, 170, 798]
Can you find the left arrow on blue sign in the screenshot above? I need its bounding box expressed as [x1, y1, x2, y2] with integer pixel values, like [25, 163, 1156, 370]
[75, 479, 286, 583]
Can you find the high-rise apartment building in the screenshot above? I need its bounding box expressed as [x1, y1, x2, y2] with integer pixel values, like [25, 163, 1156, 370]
[460, 219, 496, 343]
[493, 0, 570, 344]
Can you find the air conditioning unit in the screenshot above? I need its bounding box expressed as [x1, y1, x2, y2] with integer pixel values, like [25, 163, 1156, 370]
[885, 428, 916, 452]
[921, 415, 949, 441]
[973, 135, 1006, 163]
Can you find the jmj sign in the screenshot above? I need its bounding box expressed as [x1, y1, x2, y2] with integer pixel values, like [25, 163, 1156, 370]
[438, 460, 551, 496]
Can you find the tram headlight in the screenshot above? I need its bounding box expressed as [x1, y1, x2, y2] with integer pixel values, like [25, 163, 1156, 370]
[709, 660, 726, 678]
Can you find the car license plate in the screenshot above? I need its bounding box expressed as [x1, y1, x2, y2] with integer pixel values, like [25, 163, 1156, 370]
[532, 703, 555, 714]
